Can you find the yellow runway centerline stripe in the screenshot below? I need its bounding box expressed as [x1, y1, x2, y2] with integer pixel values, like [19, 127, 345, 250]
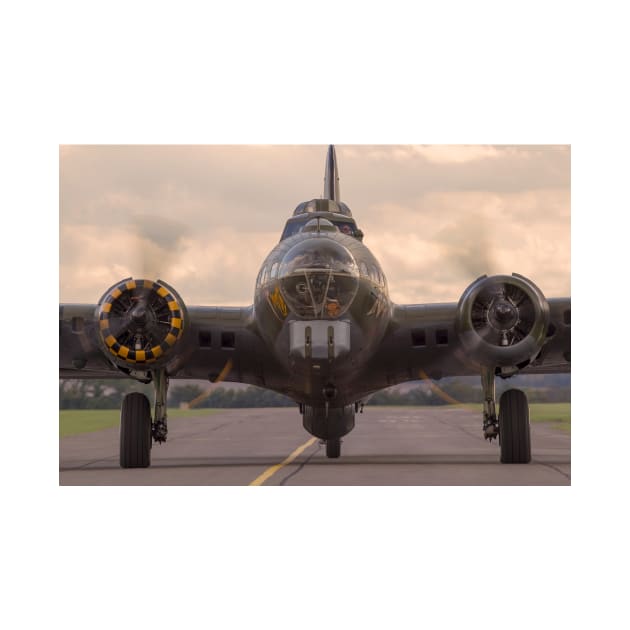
[249, 437, 318, 486]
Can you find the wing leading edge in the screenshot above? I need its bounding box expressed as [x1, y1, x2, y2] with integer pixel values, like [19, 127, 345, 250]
[59, 304, 285, 387]
[358, 297, 570, 391]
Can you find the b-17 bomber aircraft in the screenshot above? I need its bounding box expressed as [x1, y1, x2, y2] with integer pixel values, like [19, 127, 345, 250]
[59, 146, 571, 467]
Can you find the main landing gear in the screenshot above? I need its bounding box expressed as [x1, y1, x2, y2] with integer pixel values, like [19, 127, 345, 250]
[119, 370, 170, 468]
[480, 367, 531, 464]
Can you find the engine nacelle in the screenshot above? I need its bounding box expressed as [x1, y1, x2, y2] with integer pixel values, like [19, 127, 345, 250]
[96, 278, 187, 370]
[455, 273, 550, 369]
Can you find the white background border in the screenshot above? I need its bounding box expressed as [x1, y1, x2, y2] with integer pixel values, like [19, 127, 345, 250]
[3, 1, 628, 629]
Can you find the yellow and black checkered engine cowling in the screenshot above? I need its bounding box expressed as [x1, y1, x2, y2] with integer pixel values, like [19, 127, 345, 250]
[96, 278, 187, 369]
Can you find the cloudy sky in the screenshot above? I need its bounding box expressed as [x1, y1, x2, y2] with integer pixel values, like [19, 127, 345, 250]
[59, 145, 570, 306]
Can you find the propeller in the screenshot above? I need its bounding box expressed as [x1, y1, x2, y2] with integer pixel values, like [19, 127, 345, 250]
[437, 211, 499, 283]
[96, 212, 192, 366]
[130, 213, 191, 281]
[186, 359, 234, 409]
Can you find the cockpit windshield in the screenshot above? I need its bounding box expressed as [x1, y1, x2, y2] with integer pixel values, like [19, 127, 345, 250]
[281, 217, 358, 240]
[293, 199, 352, 217]
[278, 239, 360, 319]
[302, 218, 338, 233]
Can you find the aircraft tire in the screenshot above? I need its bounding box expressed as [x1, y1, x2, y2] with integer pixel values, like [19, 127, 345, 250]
[120, 392, 152, 468]
[498, 389, 531, 464]
[326, 438, 341, 459]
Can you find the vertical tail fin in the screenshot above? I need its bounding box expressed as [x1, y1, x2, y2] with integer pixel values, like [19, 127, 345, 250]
[323, 145, 340, 201]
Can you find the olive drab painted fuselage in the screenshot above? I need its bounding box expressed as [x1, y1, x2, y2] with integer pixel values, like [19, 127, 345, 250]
[253, 222, 392, 407]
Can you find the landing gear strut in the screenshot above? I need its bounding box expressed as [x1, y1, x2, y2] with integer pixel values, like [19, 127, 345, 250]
[151, 369, 169, 444]
[481, 368, 499, 441]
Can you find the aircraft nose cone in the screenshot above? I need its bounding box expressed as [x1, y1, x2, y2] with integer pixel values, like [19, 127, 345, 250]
[278, 238, 359, 277]
[277, 238, 360, 319]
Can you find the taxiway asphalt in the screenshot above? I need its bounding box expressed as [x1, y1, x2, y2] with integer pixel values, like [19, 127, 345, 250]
[59, 406, 570, 485]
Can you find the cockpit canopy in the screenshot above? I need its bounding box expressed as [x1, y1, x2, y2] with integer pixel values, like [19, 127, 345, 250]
[281, 199, 363, 241]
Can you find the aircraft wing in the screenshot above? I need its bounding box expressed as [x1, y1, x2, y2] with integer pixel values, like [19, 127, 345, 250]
[359, 297, 570, 389]
[59, 303, 280, 386]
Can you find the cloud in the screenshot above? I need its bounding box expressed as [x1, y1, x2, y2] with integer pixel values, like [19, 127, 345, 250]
[60, 145, 570, 305]
[60, 222, 277, 305]
[352, 145, 505, 164]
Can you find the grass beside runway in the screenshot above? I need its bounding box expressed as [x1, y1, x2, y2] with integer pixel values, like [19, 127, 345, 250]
[453, 402, 571, 432]
[59, 408, 219, 437]
[526, 403, 571, 432]
[370, 402, 571, 433]
[60, 403, 571, 437]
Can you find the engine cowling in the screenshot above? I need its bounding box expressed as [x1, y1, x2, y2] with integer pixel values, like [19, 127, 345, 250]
[96, 278, 187, 369]
[455, 273, 550, 369]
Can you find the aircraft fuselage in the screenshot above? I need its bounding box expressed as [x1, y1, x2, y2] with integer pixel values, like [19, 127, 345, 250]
[253, 216, 391, 407]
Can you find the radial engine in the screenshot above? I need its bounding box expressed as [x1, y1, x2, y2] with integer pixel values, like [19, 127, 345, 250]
[96, 278, 188, 371]
[455, 273, 550, 370]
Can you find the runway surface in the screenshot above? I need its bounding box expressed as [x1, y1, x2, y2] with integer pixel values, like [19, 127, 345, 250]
[59, 406, 570, 485]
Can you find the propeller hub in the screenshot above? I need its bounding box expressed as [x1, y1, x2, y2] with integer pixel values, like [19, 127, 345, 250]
[489, 298, 519, 330]
[131, 304, 147, 323]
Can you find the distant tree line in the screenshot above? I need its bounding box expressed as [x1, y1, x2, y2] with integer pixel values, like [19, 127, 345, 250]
[59, 376, 570, 410]
[168, 384, 294, 408]
[59, 379, 294, 409]
[59, 379, 153, 409]
[367, 380, 570, 406]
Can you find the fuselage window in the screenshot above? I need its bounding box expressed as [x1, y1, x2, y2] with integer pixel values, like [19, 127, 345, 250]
[411, 329, 426, 347]
[198, 331, 212, 348]
[221, 331, 236, 349]
[436, 329, 449, 345]
[359, 261, 369, 278]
